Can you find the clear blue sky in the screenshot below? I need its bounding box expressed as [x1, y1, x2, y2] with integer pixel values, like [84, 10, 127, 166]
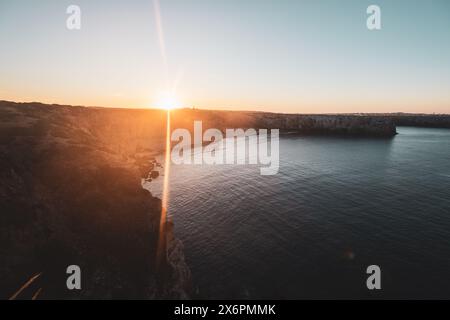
[0, 0, 449, 113]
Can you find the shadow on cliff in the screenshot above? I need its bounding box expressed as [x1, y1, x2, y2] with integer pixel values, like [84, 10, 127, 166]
[0, 101, 189, 299]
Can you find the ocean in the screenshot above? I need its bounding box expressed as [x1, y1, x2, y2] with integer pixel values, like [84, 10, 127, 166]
[145, 126, 450, 299]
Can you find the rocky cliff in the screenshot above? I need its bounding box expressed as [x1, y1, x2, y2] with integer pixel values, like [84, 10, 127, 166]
[245, 112, 397, 136]
[167, 109, 397, 137]
[0, 101, 188, 299]
[388, 114, 450, 128]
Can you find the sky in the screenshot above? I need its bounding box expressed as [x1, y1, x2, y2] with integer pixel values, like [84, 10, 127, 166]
[0, 0, 449, 113]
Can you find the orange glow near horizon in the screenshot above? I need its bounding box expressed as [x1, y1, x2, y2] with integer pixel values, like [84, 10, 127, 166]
[1, 1, 450, 115]
[2, 93, 449, 115]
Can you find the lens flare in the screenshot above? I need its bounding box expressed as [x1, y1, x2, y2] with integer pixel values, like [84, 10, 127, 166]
[155, 93, 181, 110]
[156, 110, 171, 269]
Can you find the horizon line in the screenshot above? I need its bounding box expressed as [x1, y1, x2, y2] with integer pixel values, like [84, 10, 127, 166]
[1, 99, 449, 116]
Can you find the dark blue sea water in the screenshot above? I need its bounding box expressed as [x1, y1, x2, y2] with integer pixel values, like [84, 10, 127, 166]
[146, 127, 450, 299]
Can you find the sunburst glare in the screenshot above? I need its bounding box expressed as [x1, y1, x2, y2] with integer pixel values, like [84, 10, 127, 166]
[155, 92, 181, 110]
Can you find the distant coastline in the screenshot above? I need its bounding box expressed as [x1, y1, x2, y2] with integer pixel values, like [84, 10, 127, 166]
[2, 100, 448, 134]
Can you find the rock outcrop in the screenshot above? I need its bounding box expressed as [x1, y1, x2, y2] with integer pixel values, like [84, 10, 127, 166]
[388, 114, 450, 128]
[253, 113, 397, 136]
[169, 109, 397, 137]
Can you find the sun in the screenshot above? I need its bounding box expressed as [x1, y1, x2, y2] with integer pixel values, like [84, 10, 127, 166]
[155, 93, 181, 110]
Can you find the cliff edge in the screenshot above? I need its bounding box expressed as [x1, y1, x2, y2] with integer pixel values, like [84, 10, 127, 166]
[0, 101, 189, 299]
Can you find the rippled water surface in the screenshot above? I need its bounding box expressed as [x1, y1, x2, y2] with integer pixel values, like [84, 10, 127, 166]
[146, 127, 450, 299]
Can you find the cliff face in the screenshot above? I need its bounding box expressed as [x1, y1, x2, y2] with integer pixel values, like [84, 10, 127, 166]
[0, 101, 188, 299]
[168, 110, 397, 137]
[389, 114, 450, 128]
[252, 113, 397, 136]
